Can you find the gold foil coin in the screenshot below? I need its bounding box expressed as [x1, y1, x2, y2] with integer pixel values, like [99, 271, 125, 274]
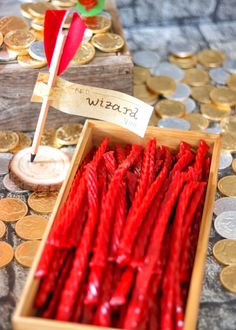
[191, 85, 215, 104]
[28, 3, 56, 19]
[184, 113, 209, 130]
[183, 68, 209, 86]
[221, 133, 236, 152]
[155, 99, 185, 118]
[15, 240, 41, 268]
[0, 131, 19, 152]
[20, 3, 35, 20]
[133, 84, 157, 104]
[6, 46, 29, 57]
[56, 123, 83, 145]
[4, 30, 35, 50]
[18, 54, 47, 69]
[0, 32, 3, 47]
[0, 221, 6, 239]
[220, 265, 236, 293]
[213, 239, 236, 265]
[31, 29, 44, 42]
[147, 76, 176, 96]
[220, 117, 236, 136]
[232, 158, 236, 173]
[0, 198, 28, 223]
[41, 128, 62, 148]
[52, 0, 75, 7]
[218, 175, 236, 197]
[15, 214, 48, 240]
[71, 42, 95, 64]
[0, 242, 14, 268]
[200, 104, 230, 122]
[210, 87, 236, 107]
[31, 18, 44, 32]
[168, 54, 197, 69]
[0, 16, 29, 36]
[197, 49, 225, 68]
[28, 192, 58, 214]
[92, 33, 124, 53]
[84, 16, 111, 34]
[133, 66, 150, 85]
[11, 132, 32, 153]
[227, 74, 236, 91]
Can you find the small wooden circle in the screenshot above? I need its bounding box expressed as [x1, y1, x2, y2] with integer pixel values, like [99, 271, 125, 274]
[9, 146, 70, 192]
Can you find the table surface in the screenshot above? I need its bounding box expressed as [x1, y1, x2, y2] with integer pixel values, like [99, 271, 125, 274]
[1, 1, 236, 330]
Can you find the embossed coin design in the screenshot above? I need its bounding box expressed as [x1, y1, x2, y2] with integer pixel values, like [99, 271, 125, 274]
[0, 16, 29, 36]
[214, 211, 236, 239]
[15, 240, 41, 268]
[84, 16, 111, 34]
[0, 153, 13, 175]
[0, 242, 14, 268]
[214, 197, 236, 216]
[92, 33, 124, 53]
[200, 104, 230, 122]
[41, 128, 62, 149]
[3, 174, 29, 194]
[183, 68, 209, 86]
[11, 132, 31, 153]
[56, 124, 83, 145]
[220, 265, 236, 293]
[221, 133, 236, 152]
[191, 85, 215, 104]
[220, 117, 236, 137]
[213, 239, 236, 265]
[218, 176, 236, 197]
[4, 30, 35, 50]
[210, 87, 236, 107]
[184, 113, 209, 130]
[155, 99, 185, 118]
[29, 41, 46, 61]
[28, 192, 58, 214]
[0, 131, 19, 152]
[218, 151, 233, 170]
[0, 198, 28, 223]
[72, 42, 96, 64]
[147, 76, 176, 96]
[15, 215, 48, 240]
[0, 221, 6, 239]
[197, 49, 225, 68]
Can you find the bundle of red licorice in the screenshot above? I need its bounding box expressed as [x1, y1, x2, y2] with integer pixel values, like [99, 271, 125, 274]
[34, 137, 210, 330]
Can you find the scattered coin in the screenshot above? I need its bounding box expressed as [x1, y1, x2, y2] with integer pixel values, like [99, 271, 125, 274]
[40, 128, 62, 149]
[169, 43, 197, 58]
[0, 16, 29, 36]
[210, 87, 236, 107]
[183, 68, 209, 86]
[155, 99, 185, 118]
[31, 18, 44, 31]
[0, 131, 19, 152]
[232, 158, 236, 173]
[0, 153, 13, 176]
[52, 0, 75, 7]
[0, 242, 14, 268]
[166, 83, 191, 101]
[28, 2, 56, 19]
[15, 240, 41, 268]
[98, 10, 112, 20]
[6, 46, 29, 57]
[191, 85, 215, 104]
[204, 125, 222, 134]
[71, 42, 96, 64]
[218, 176, 236, 197]
[227, 74, 236, 91]
[29, 41, 46, 61]
[18, 54, 47, 68]
[56, 123, 83, 146]
[28, 191, 58, 214]
[214, 197, 236, 216]
[84, 16, 112, 34]
[220, 117, 236, 137]
[221, 133, 236, 152]
[20, 3, 34, 20]
[4, 29, 35, 50]
[3, 174, 29, 194]
[213, 239, 236, 265]
[15, 214, 48, 240]
[133, 50, 160, 69]
[197, 49, 225, 68]
[209, 67, 230, 85]
[0, 198, 28, 223]
[224, 59, 236, 74]
[0, 32, 3, 47]
[150, 62, 184, 81]
[0, 47, 17, 62]
[184, 113, 209, 130]
[183, 98, 196, 113]
[168, 54, 197, 69]
[147, 76, 176, 96]
[214, 211, 236, 239]
[220, 265, 236, 293]
[133, 66, 150, 85]
[158, 117, 190, 130]
[82, 28, 93, 43]
[218, 151, 233, 170]
[92, 33, 124, 53]
[133, 84, 158, 104]
[200, 103, 230, 122]
[0, 221, 6, 239]
[11, 132, 31, 153]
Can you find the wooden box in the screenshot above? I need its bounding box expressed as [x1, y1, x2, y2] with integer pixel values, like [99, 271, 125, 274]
[13, 120, 221, 330]
[0, 0, 133, 131]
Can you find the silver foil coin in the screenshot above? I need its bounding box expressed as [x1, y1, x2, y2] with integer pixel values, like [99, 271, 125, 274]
[214, 197, 236, 216]
[209, 68, 230, 85]
[158, 117, 190, 130]
[214, 211, 236, 239]
[183, 98, 196, 113]
[223, 59, 236, 74]
[219, 151, 233, 170]
[3, 174, 29, 194]
[29, 41, 46, 61]
[133, 51, 160, 69]
[0, 153, 13, 176]
[166, 83, 191, 101]
[150, 62, 184, 81]
[169, 43, 198, 58]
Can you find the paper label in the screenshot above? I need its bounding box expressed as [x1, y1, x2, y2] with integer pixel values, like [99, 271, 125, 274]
[32, 73, 153, 137]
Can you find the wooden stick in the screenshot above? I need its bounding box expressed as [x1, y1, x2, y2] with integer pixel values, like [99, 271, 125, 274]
[30, 31, 67, 162]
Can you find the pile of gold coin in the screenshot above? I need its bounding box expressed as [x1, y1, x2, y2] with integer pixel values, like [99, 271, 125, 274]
[133, 47, 236, 150]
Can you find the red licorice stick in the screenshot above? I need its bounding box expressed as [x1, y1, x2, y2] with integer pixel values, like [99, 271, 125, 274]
[69, 195, 88, 247]
[163, 147, 174, 174]
[71, 275, 88, 322]
[193, 140, 209, 180]
[126, 171, 138, 203]
[174, 272, 184, 330]
[160, 181, 199, 330]
[41, 250, 74, 319]
[55, 164, 98, 321]
[123, 171, 186, 329]
[147, 139, 156, 187]
[85, 144, 142, 304]
[177, 141, 191, 159]
[103, 151, 117, 179]
[117, 166, 167, 265]
[110, 266, 134, 306]
[115, 144, 127, 164]
[35, 248, 67, 309]
[81, 305, 94, 324]
[203, 156, 211, 182]
[171, 150, 194, 175]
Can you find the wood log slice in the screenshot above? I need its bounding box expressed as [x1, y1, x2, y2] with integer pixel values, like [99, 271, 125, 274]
[9, 146, 71, 192]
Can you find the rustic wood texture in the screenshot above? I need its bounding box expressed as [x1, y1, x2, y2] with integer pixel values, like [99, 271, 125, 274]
[0, 0, 133, 131]
[13, 121, 221, 330]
